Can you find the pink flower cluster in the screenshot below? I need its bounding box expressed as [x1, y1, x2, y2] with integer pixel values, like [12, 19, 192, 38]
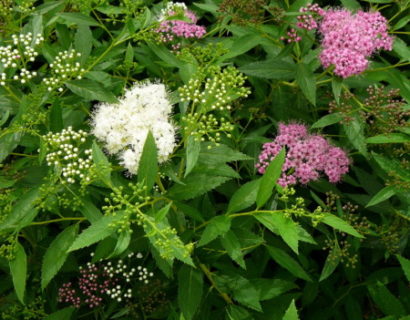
[256, 123, 350, 187]
[297, 4, 325, 30]
[319, 9, 393, 78]
[58, 262, 117, 308]
[295, 6, 393, 78]
[157, 7, 206, 45]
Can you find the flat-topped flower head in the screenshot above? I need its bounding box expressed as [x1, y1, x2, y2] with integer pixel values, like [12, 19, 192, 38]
[256, 123, 350, 186]
[91, 82, 176, 175]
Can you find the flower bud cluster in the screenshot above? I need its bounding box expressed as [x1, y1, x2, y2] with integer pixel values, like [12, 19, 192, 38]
[43, 49, 84, 92]
[58, 252, 154, 308]
[181, 113, 234, 145]
[43, 127, 94, 184]
[256, 123, 350, 186]
[297, 4, 325, 30]
[0, 32, 43, 86]
[179, 66, 250, 112]
[280, 28, 301, 43]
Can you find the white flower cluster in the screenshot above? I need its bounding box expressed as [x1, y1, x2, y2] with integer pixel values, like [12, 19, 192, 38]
[158, 1, 187, 21]
[43, 49, 84, 92]
[103, 252, 154, 302]
[92, 83, 176, 174]
[0, 32, 43, 86]
[43, 127, 93, 184]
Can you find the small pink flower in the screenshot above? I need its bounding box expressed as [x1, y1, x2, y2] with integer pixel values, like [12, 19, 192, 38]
[256, 123, 350, 186]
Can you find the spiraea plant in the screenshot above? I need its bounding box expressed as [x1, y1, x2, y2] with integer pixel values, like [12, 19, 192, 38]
[0, 0, 409, 319]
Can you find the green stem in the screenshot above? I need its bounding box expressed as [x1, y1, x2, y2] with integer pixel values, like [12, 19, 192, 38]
[198, 262, 233, 305]
[368, 62, 410, 72]
[29, 217, 86, 226]
[3, 85, 21, 103]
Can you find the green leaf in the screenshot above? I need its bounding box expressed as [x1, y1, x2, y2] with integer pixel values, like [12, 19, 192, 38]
[0, 187, 40, 232]
[366, 186, 396, 207]
[66, 80, 118, 103]
[283, 300, 299, 320]
[343, 117, 368, 157]
[311, 113, 343, 129]
[219, 34, 261, 61]
[296, 63, 316, 105]
[74, 24, 93, 64]
[185, 136, 201, 177]
[393, 37, 410, 62]
[58, 12, 100, 26]
[267, 246, 312, 281]
[92, 141, 112, 186]
[340, 0, 361, 10]
[49, 103, 63, 132]
[108, 230, 131, 258]
[319, 246, 341, 281]
[9, 242, 27, 304]
[239, 59, 296, 80]
[68, 213, 125, 252]
[178, 265, 203, 320]
[80, 198, 103, 223]
[332, 78, 343, 104]
[221, 230, 246, 269]
[44, 307, 75, 320]
[253, 279, 297, 301]
[366, 133, 410, 144]
[147, 41, 182, 68]
[198, 215, 231, 247]
[368, 283, 406, 316]
[155, 202, 172, 222]
[228, 276, 262, 311]
[255, 213, 300, 254]
[41, 225, 78, 289]
[321, 214, 363, 238]
[393, 16, 410, 31]
[138, 131, 158, 191]
[168, 173, 231, 200]
[396, 255, 410, 282]
[256, 148, 285, 208]
[227, 179, 261, 213]
[198, 143, 252, 166]
[0, 132, 23, 163]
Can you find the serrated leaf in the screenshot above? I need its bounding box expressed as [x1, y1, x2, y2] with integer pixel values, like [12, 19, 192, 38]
[267, 246, 312, 281]
[41, 225, 78, 289]
[228, 179, 261, 213]
[256, 148, 285, 208]
[393, 37, 410, 62]
[319, 246, 341, 281]
[74, 24, 92, 64]
[343, 117, 368, 157]
[58, 12, 100, 26]
[9, 242, 27, 304]
[366, 133, 410, 144]
[108, 230, 131, 258]
[178, 265, 203, 320]
[66, 79, 118, 103]
[253, 279, 297, 301]
[219, 34, 261, 61]
[69, 213, 125, 252]
[239, 59, 296, 80]
[185, 136, 201, 177]
[366, 186, 396, 207]
[368, 283, 406, 316]
[198, 143, 252, 166]
[321, 213, 363, 238]
[155, 203, 172, 222]
[397, 255, 410, 282]
[255, 213, 300, 254]
[311, 113, 343, 129]
[332, 78, 343, 104]
[138, 131, 158, 191]
[92, 141, 112, 186]
[198, 215, 231, 247]
[296, 63, 316, 105]
[147, 41, 182, 68]
[372, 152, 410, 182]
[49, 103, 63, 132]
[283, 300, 299, 320]
[221, 230, 246, 269]
[228, 276, 262, 311]
[168, 173, 231, 200]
